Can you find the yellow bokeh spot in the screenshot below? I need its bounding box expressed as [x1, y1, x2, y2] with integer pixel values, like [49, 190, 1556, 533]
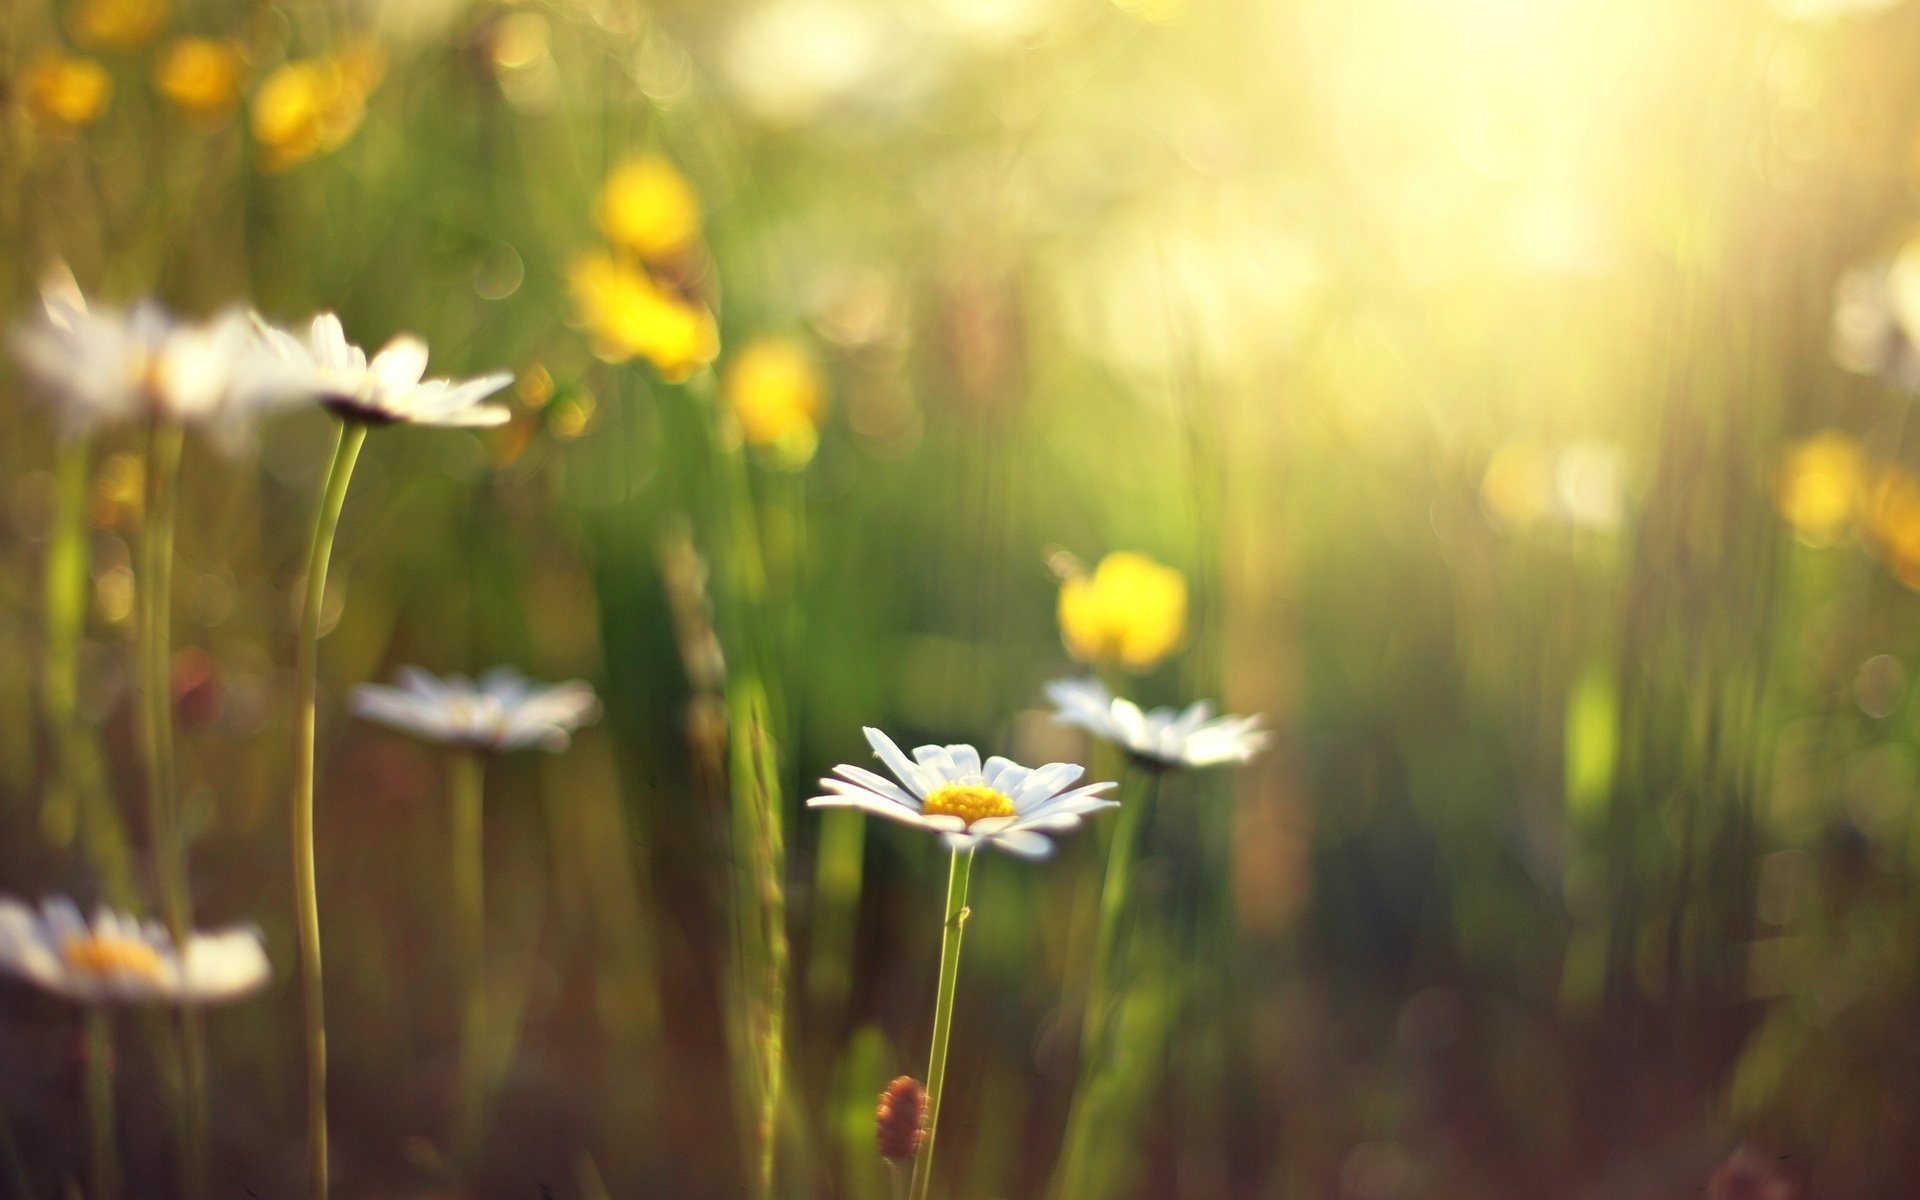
[1481, 439, 1554, 527]
[61, 933, 166, 983]
[250, 44, 385, 172]
[568, 252, 719, 382]
[921, 784, 1015, 828]
[69, 0, 167, 52]
[155, 37, 246, 125]
[725, 337, 826, 466]
[597, 157, 702, 263]
[25, 52, 113, 131]
[1778, 431, 1865, 548]
[1058, 551, 1188, 673]
[1867, 465, 1920, 590]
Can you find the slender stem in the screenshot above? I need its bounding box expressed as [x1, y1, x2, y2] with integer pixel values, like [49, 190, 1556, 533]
[908, 848, 975, 1200]
[85, 1007, 119, 1200]
[41, 435, 88, 844]
[449, 749, 488, 1164]
[292, 421, 368, 1200]
[139, 417, 208, 1200]
[729, 677, 788, 1200]
[1051, 765, 1161, 1200]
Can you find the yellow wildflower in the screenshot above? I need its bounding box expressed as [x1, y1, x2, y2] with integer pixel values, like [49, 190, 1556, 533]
[597, 157, 701, 263]
[1867, 465, 1920, 589]
[155, 37, 247, 126]
[24, 52, 112, 131]
[1778, 431, 1865, 548]
[1058, 551, 1188, 672]
[69, 0, 166, 52]
[569, 253, 719, 382]
[724, 337, 826, 465]
[250, 44, 385, 172]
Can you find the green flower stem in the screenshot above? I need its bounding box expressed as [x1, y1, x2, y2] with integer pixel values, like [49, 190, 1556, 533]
[139, 416, 208, 1200]
[909, 847, 976, 1200]
[292, 420, 368, 1200]
[449, 748, 489, 1163]
[86, 1006, 119, 1200]
[40, 434, 89, 845]
[1051, 764, 1162, 1200]
[730, 676, 789, 1200]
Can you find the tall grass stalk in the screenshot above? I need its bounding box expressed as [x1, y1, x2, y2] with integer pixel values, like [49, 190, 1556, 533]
[292, 420, 369, 1200]
[729, 675, 789, 1200]
[908, 847, 976, 1200]
[138, 416, 208, 1200]
[85, 1007, 119, 1200]
[449, 748, 489, 1163]
[1051, 764, 1162, 1199]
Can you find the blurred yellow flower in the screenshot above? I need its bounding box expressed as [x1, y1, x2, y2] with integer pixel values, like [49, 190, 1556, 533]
[155, 37, 247, 125]
[1058, 552, 1187, 673]
[597, 157, 701, 263]
[250, 45, 385, 172]
[1778, 431, 1865, 548]
[569, 253, 719, 382]
[24, 52, 112, 131]
[1867, 465, 1920, 590]
[725, 338, 826, 465]
[69, 0, 167, 51]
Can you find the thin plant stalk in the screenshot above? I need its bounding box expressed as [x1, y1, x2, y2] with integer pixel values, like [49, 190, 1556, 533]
[730, 676, 788, 1200]
[449, 748, 489, 1163]
[85, 1006, 119, 1200]
[139, 415, 208, 1200]
[292, 420, 369, 1200]
[1052, 765, 1162, 1199]
[908, 847, 976, 1200]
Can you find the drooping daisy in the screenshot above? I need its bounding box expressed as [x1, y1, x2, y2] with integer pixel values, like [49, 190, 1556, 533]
[1046, 677, 1267, 770]
[257, 312, 513, 427]
[351, 666, 601, 753]
[0, 897, 270, 1004]
[10, 289, 302, 446]
[809, 727, 1117, 860]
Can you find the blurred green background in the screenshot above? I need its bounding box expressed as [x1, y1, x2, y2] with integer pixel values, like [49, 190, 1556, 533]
[7, 0, 1920, 1195]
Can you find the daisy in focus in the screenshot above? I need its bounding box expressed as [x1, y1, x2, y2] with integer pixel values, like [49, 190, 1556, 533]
[352, 666, 601, 753]
[255, 313, 513, 426]
[808, 727, 1117, 859]
[1046, 677, 1267, 770]
[0, 897, 270, 1004]
[10, 288, 301, 446]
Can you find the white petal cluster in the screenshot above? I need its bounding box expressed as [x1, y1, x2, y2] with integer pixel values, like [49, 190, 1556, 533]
[10, 290, 307, 449]
[1046, 677, 1267, 769]
[254, 314, 514, 427]
[808, 727, 1117, 860]
[352, 666, 602, 753]
[0, 897, 271, 1005]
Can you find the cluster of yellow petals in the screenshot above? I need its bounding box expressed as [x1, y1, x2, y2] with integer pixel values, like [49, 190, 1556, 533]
[1778, 430, 1920, 591]
[69, 0, 167, 52]
[155, 36, 247, 125]
[1058, 551, 1188, 672]
[250, 43, 385, 172]
[24, 52, 113, 131]
[598, 157, 703, 264]
[569, 253, 719, 382]
[724, 338, 827, 466]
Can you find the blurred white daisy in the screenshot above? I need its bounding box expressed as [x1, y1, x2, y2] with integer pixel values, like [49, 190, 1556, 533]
[0, 897, 270, 1005]
[256, 313, 513, 427]
[1046, 677, 1267, 769]
[10, 288, 303, 448]
[808, 726, 1117, 859]
[351, 666, 601, 752]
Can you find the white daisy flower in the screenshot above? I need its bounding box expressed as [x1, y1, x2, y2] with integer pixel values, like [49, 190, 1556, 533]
[9, 289, 305, 448]
[0, 897, 271, 1005]
[351, 666, 601, 753]
[808, 727, 1118, 860]
[256, 313, 514, 427]
[1045, 677, 1268, 769]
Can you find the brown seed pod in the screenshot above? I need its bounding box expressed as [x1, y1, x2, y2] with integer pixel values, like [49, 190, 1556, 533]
[875, 1075, 927, 1163]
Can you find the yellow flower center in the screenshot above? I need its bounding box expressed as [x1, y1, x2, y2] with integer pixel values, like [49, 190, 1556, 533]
[61, 933, 166, 983]
[921, 784, 1014, 828]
